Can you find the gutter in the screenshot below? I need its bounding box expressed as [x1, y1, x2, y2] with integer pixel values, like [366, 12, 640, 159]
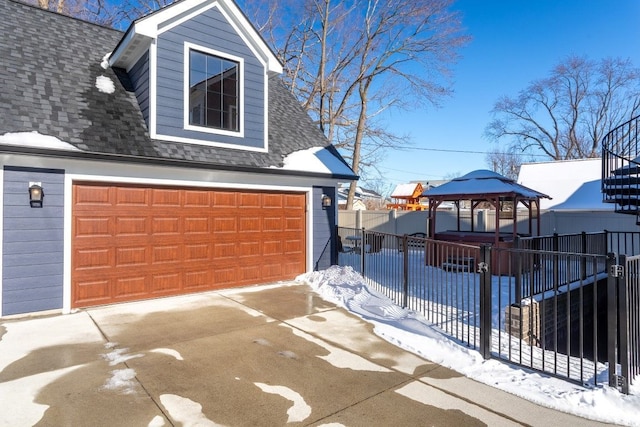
[0, 145, 359, 181]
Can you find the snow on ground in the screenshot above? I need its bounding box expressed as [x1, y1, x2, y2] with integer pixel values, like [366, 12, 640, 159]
[297, 265, 640, 427]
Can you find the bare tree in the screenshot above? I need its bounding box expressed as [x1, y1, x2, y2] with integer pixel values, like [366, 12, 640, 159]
[245, 0, 469, 208]
[486, 55, 640, 162]
[484, 146, 522, 180]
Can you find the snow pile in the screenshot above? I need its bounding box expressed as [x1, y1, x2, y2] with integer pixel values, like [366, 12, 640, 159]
[103, 368, 138, 394]
[297, 265, 640, 426]
[95, 75, 115, 94]
[100, 52, 111, 70]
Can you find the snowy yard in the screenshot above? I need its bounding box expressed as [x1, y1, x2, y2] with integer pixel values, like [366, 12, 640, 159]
[298, 264, 640, 426]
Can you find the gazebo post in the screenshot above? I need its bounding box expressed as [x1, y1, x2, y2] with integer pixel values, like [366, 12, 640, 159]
[513, 196, 519, 241]
[535, 199, 541, 236]
[494, 196, 500, 246]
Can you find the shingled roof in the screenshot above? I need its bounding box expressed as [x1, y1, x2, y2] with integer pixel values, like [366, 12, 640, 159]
[0, 0, 356, 179]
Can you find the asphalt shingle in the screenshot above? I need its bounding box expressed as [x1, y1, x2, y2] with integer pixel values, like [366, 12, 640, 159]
[0, 0, 354, 177]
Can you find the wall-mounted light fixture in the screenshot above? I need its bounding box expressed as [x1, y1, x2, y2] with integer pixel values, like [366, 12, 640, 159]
[28, 182, 44, 208]
[321, 193, 332, 209]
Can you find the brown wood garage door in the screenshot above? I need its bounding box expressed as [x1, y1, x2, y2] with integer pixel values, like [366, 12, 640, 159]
[72, 182, 306, 308]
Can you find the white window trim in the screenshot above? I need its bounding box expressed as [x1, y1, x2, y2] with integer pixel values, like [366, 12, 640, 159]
[183, 42, 245, 138]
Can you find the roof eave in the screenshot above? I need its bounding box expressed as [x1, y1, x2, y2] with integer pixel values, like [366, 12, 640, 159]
[0, 145, 358, 181]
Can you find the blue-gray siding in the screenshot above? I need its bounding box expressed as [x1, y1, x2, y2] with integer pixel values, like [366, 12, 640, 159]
[313, 187, 337, 271]
[155, 5, 265, 149]
[129, 50, 150, 127]
[2, 167, 64, 315]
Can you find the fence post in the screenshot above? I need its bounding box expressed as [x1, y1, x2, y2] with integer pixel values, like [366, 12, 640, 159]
[580, 232, 587, 280]
[402, 235, 409, 308]
[479, 244, 492, 359]
[553, 233, 559, 291]
[607, 252, 619, 389]
[360, 228, 366, 278]
[617, 254, 631, 395]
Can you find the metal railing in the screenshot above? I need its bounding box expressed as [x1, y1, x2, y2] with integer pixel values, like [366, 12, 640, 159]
[613, 253, 640, 393]
[601, 115, 640, 215]
[336, 226, 633, 392]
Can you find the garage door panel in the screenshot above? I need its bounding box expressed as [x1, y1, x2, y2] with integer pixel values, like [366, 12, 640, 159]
[75, 216, 112, 237]
[151, 273, 181, 293]
[75, 248, 112, 269]
[152, 245, 181, 263]
[213, 191, 237, 207]
[213, 217, 237, 233]
[184, 190, 210, 207]
[239, 193, 260, 207]
[114, 276, 148, 298]
[152, 217, 181, 234]
[263, 194, 284, 207]
[74, 185, 112, 205]
[116, 216, 148, 235]
[151, 188, 181, 206]
[239, 217, 261, 232]
[72, 183, 306, 308]
[184, 270, 210, 289]
[185, 244, 210, 261]
[115, 187, 148, 206]
[75, 279, 111, 304]
[115, 246, 147, 266]
[184, 217, 210, 233]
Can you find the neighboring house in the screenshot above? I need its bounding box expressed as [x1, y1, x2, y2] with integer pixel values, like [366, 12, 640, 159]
[518, 159, 613, 210]
[0, 0, 356, 316]
[387, 183, 427, 211]
[337, 185, 384, 210]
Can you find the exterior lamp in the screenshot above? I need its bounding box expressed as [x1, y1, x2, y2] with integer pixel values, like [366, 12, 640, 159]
[29, 182, 44, 208]
[321, 194, 332, 208]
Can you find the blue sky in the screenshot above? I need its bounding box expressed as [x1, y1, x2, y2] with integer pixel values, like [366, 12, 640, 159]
[375, 0, 640, 190]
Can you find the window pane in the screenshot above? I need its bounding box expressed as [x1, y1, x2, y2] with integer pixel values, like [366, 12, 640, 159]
[189, 49, 240, 132]
[189, 51, 207, 86]
[206, 55, 223, 81]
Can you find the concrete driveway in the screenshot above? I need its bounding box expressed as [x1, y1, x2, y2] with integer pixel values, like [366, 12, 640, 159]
[0, 283, 607, 426]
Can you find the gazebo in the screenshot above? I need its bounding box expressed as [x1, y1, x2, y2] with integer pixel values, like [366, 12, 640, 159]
[422, 170, 550, 272]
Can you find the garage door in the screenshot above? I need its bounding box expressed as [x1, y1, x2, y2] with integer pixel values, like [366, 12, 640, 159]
[72, 182, 306, 308]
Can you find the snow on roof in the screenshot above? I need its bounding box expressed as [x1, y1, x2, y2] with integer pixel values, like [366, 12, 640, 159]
[391, 183, 421, 198]
[0, 131, 81, 151]
[277, 146, 355, 176]
[95, 75, 115, 94]
[423, 169, 549, 200]
[518, 159, 613, 210]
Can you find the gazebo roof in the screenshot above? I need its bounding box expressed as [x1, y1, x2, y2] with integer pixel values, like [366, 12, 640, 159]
[422, 169, 551, 201]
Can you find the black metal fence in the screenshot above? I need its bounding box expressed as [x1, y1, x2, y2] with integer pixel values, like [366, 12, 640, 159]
[336, 227, 640, 393]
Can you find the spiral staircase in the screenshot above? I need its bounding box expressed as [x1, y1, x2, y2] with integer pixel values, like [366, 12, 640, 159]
[602, 115, 640, 224]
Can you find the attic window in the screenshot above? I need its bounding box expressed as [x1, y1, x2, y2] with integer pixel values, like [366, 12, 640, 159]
[188, 49, 240, 132]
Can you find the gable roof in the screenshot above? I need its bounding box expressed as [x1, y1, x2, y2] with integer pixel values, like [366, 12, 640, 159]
[0, 0, 356, 180]
[391, 183, 423, 199]
[423, 169, 550, 200]
[110, 0, 282, 75]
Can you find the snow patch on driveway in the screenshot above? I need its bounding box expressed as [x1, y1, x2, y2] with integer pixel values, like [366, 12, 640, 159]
[0, 311, 104, 373]
[160, 394, 222, 426]
[285, 325, 391, 372]
[0, 364, 84, 426]
[151, 348, 184, 361]
[254, 382, 311, 423]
